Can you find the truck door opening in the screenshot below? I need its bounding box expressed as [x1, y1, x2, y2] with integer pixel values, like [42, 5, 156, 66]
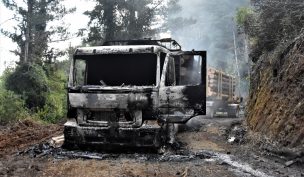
[159, 51, 207, 123]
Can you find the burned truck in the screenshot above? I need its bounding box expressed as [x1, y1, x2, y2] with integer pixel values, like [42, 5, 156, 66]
[64, 39, 206, 149]
[206, 67, 242, 118]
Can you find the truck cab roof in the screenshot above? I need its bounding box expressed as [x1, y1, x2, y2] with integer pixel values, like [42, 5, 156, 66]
[74, 45, 170, 56]
[74, 38, 182, 56]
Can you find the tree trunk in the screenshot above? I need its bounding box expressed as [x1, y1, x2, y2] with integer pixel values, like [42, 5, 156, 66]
[104, 0, 116, 41]
[25, 0, 34, 64]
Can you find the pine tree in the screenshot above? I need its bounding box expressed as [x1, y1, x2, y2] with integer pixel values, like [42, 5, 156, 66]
[84, 0, 158, 45]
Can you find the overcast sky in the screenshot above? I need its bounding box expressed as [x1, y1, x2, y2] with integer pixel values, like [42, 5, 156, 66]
[0, 0, 95, 74]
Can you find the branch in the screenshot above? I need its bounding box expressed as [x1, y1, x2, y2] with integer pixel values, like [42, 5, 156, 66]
[151, 0, 164, 11]
[9, 49, 21, 57]
[48, 35, 81, 43]
[1, 0, 17, 10]
[0, 17, 15, 26]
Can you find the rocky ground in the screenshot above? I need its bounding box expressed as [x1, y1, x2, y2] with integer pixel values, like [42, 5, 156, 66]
[0, 117, 303, 177]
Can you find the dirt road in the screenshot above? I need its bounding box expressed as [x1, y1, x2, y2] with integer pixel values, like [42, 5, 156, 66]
[0, 117, 303, 177]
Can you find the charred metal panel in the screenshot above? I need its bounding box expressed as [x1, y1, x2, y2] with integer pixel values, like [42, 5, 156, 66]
[127, 93, 150, 109]
[183, 85, 206, 113]
[69, 93, 128, 109]
[69, 93, 149, 109]
[158, 51, 206, 121]
[75, 45, 170, 55]
[103, 39, 182, 51]
[76, 109, 143, 128]
[159, 86, 187, 108]
[159, 85, 205, 112]
[64, 120, 165, 148]
[75, 86, 156, 93]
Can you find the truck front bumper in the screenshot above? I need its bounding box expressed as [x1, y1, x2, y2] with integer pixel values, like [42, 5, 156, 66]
[63, 120, 163, 149]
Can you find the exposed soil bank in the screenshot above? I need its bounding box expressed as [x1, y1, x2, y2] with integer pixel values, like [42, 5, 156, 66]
[247, 35, 304, 148]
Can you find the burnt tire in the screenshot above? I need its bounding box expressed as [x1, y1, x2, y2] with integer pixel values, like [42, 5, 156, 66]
[62, 141, 78, 150]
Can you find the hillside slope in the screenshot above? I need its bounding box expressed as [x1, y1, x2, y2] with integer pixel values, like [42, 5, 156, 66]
[247, 35, 304, 148]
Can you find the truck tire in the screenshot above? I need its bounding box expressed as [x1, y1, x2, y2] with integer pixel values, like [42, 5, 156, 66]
[228, 107, 239, 118]
[210, 109, 215, 118]
[206, 107, 214, 118]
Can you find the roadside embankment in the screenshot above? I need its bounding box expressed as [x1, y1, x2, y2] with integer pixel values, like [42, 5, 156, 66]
[247, 35, 304, 149]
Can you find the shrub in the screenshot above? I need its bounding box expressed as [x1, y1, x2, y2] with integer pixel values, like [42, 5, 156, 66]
[5, 63, 48, 110]
[2, 62, 68, 123]
[37, 66, 67, 122]
[0, 89, 29, 125]
[236, 7, 253, 27]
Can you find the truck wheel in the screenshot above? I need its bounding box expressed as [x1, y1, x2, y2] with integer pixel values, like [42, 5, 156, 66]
[228, 108, 239, 118]
[234, 109, 240, 118]
[206, 107, 214, 118]
[210, 110, 215, 118]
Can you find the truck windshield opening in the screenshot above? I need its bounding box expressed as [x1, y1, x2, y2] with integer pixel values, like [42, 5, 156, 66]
[74, 53, 157, 86]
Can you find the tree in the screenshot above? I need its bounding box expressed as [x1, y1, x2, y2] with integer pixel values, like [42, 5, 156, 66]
[84, 0, 160, 45]
[162, 0, 197, 38]
[239, 0, 304, 62]
[1, 0, 75, 64]
[5, 63, 48, 110]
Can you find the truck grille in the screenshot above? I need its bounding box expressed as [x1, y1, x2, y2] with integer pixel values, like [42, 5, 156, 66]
[87, 111, 133, 122]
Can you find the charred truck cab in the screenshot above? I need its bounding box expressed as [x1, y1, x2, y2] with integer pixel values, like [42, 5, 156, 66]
[64, 39, 206, 149]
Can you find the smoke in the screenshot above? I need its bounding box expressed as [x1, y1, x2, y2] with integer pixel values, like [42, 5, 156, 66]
[165, 0, 250, 99]
[168, 0, 249, 71]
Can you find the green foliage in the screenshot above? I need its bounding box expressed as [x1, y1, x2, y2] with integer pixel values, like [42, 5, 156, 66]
[1, 1, 74, 124]
[0, 70, 29, 124]
[0, 89, 29, 125]
[236, 7, 253, 27]
[56, 59, 71, 77]
[5, 63, 48, 110]
[1, 61, 69, 124]
[84, 0, 160, 44]
[241, 0, 304, 62]
[38, 66, 67, 122]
